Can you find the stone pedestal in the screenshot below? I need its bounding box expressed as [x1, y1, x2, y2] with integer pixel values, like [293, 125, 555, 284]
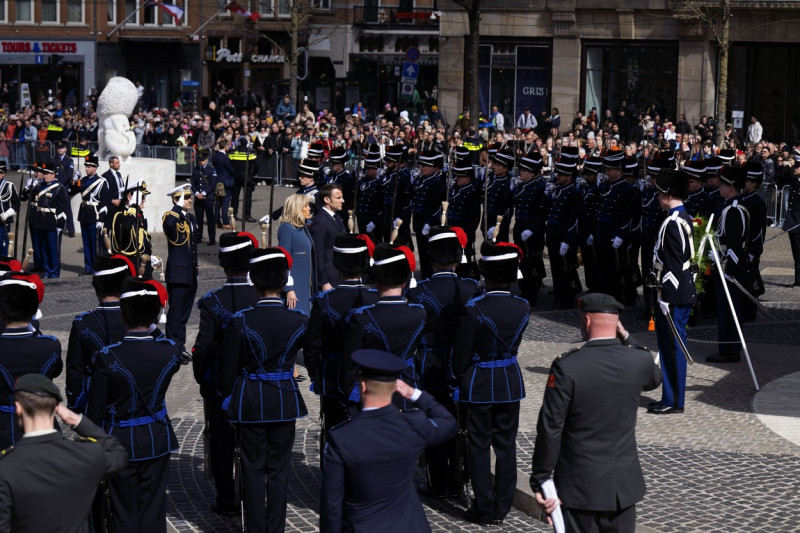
[71, 157, 176, 235]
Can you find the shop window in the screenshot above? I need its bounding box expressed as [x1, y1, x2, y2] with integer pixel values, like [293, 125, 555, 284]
[124, 0, 138, 24]
[107, 0, 115, 23]
[42, 0, 58, 22]
[66, 0, 82, 22]
[16, 0, 31, 21]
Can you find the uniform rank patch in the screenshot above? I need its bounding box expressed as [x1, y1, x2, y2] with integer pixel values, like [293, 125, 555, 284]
[547, 372, 556, 388]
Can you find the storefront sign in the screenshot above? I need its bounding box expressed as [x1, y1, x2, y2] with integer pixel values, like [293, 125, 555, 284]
[215, 47, 286, 63]
[1, 41, 78, 54]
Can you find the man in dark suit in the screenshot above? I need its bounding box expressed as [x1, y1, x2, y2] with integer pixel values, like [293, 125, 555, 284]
[311, 183, 346, 291]
[103, 156, 125, 218]
[320, 349, 457, 533]
[0, 374, 128, 533]
[162, 184, 199, 358]
[531, 293, 661, 533]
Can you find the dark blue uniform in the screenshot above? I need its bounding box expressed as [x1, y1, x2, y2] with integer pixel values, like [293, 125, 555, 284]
[641, 187, 665, 311]
[452, 291, 529, 524]
[329, 168, 355, 228]
[342, 296, 427, 410]
[162, 205, 199, 352]
[0, 177, 19, 256]
[684, 188, 712, 219]
[715, 197, 750, 359]
[31, 179, 70, 278]
[0, 326, 62, 449]
[87, 331, 180, 533]
[578, 180, 601, 290]
[192, 277, 258, 511]
[622, 185, 643, 305]
[513, 176, 547, 305]
[76, 174, 111, 273]
[411, 171, 446, 279]
[740, 189, 767, 322]
[51, 152, 76, 235]
[356, 171, 383, 238]
[706, 186, 725, 218]
[484, 173, 513, 242]
[545, 182, 582, 308]
[380, 166, 414, 246]
[219, 297, 308, 533]
[191, 161, 218, 244]
[595, 177, 635, 302]
[446, 180, 481, 272]
[305, 281, 378, 429]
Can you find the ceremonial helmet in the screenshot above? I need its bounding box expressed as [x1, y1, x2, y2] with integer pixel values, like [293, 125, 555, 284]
[333, 234, 374, 276]
[372, 244, 415, 286]
[92, 253, 137, 298]
[249, 247, 292, 290]
[479, 241, 523, 284]
[0, 272, 45, 323]
[428, 226, 468, 265]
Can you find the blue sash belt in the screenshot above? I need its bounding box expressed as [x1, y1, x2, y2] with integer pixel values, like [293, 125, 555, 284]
[116, 407, 168, 427]
[0, 405, 14, 414]
[475, 356, 517, 369]
[245, 371, 293, 381]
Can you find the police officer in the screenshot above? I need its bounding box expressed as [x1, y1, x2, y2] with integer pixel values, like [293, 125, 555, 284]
[320, 349, 457, 533]
[342, 244, 427, 411]
[192, 148, 218, 246]
[76, 155, 111, 275]
[65, 253, 138, 412]
[546, 157, 583, 309]
[0, 374, 128, 533]
[327, 146, 355, 230]
[0, 163, 20, 257]
[228, 137, 259, 223]
[355, 144, 383, 240]
[708, 166, 749, 363]
[513, 151, 547, 306]
[741, 161, 767, 322]
[452, 240, 529, 526]
[109, 181, 153, 278]
[531, 293, 661, 532]
[446, 157, 482, 277]
[683, 160, 712, 219]
[31, 163, 70, 278]
[412, 150, 446, 279]
[649, 170, 696, 415]
[408, 226, 477, 498]
[0, 272, 62, 450]
[381, 144, 414, 246]
[305, 234, 378, 449]
[192, 231, 259, 516]
[87, 277, 180, 533]
[163, 184, 199, 359]
[51, 140, 76, 237]
[620, 155, 643, 306]
[218, 247, 308, 533]
[484, 147, 514, 243]
[579, 156, 603, 292]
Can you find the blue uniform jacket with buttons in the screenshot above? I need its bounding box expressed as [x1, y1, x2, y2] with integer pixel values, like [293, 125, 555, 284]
[545, 182, 582, 248]
[740, 190, 766, 256]
[77, 174, 112, 224]
[684, 188, 712, 219]
[485, 173, 513, 221]
[716, 196, 751, 281]
[595, 178, 634, 244]
[514, 177, 548, 240]
[640, 187, 664, 243]
[446, 181, 482, 237]
[356, 174, 383, 228]
[381, 166, 414, 228]
[191, 163, 218, 197]
[32, 180, 70, 231]
[52, 154, 75, 187]
[411, 171, 445, 230]
[578, 181, 600, 240]
[653, 206, 697, 307]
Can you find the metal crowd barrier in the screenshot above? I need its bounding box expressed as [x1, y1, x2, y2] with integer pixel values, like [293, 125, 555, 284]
[778, 185, 791, 228]
[758, 183, 779, 227]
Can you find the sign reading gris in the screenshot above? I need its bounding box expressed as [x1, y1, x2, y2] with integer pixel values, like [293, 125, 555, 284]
[215, 47, 286, 63]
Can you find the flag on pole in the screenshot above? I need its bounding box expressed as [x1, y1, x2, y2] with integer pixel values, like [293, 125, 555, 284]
[145, 1, 184, 24]
[224, 1, 260, 21]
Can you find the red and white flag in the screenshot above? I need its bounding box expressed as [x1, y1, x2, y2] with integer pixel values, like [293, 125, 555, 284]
[145, 1, 184, 24]
[224, 1, 260, 21]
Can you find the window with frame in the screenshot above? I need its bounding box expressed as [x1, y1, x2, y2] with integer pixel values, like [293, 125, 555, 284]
[124, 0, 138, 24]
[161, 0, 185, 25]
[66, 0, 82, 22]
[42, 0, 58, 22]
[0, 0, 6, 22]
[16, 0, 31, 21]
[257, 0, 272, 16]
[278, 0, 289, 16]
[107, 0, 115, 23]
[315, 0, 330, 9]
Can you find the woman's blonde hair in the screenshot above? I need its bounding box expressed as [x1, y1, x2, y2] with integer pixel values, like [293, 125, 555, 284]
[281, 194, 312, 228]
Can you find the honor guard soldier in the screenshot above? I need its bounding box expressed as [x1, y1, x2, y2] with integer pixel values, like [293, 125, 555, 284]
[298, 161, 321, 200]
[320, 349, 457, 533]
[305, 235, 378, 451]
[578, 156, 603, 291]
[192, 148, 219, 246]
[381, 144, 414, 246]
[0, 374, 128, 533]
[408, 226, 477, 498]
[531, 293, 661, 533]
[87, 277, 180, 533]
[20, 164, 45, 273]
[31, 163, 70, 278]
[546, 157, 583, 309]
[163, 184, 199, 359]
[228, 138, 259, 223]
[52, 141, 76, 237]
[594, 148, 635, 303]
[484, 147, 515, 243]
[640, 153, 669, 316]
[355, 144, 384, 238]
[704, 156, 725, 216]
[683, 160, 712, 218]
[708, 166, 750, 363]
[0, 272, 61, 450]
[327, 147, 355, 229]
[192, 231, 259, 516]
[648, 170, 696, 415]
[446, 155, 482, 277]
[342, 244, 426, 410]
[65, 254, 139, 412]
[109, 181, 153, 278]
[0, 163, 20, 256]
[513, 151, 547, 306]
[76, 155, 111, 275]
[306, 142, 327, 187]
[452, 241, 529, 526]
[621, 155, 643, 306]
[741, 161, 767, 322]
[412, 150, 446, 279]
[219, 247, 308, 533]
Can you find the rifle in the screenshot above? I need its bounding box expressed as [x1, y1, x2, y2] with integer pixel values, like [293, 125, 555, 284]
[234, 424, 245, 531]
[203, 399, 213, 480]
[351, 136, 363, 233]
[441, 149, 454, 226]
[482, 146, 491, 235]
[20, 174, 37, 267]
[242, 144, 250, 223]
[267, 156, 277, 247]
[99, 479, 115, 533]
[13, 171, 25, 258]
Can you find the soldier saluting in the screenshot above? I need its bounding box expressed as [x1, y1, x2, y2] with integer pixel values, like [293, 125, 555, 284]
[0, 163, 19, 257]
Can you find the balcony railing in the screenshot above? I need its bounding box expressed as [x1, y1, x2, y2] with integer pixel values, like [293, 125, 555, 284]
[353, 6, 439, 27]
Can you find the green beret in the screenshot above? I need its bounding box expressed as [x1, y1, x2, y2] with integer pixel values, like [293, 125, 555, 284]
[15, 374, 63, 402]
[577, 293, 624, 314]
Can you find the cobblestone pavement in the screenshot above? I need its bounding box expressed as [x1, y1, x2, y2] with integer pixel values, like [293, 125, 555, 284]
[29, 174, 800, 532]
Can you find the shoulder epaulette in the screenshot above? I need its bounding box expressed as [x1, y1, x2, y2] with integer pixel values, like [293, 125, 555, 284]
[288, 307, 308, 317]
[76, 436, 98, 443]
[36, 333, 59, 342]
[556, 347, 581, 360]
[162, 210, 180, 222]
[0, 446, 13, 458]
[155, 337, 177, 346]
[328, 417, 352, 432]
[99, 341, 124, 354]
[625, 341, 651, 353]
[408, 302, 425, 311]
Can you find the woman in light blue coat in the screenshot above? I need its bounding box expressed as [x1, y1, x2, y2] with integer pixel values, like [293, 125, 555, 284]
[277, 193, 316, 315]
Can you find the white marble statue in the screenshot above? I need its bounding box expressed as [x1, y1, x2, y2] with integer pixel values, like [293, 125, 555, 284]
[96, 76, 138, 161]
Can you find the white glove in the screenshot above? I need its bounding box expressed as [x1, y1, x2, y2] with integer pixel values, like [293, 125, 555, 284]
[57, 228, 62, 235]
[422, 224, 430, 236]
[586, 235, 594, 246]
[393, 217, 402, 227]
[366, 221, 376, 233]
[0, 214, 5, 223]
[748, 253, 754, 262]
[487, 226, 495, 240]
[658, 300, 670, 316]
[96, 222, 104, 231]
[258, 214, 270, 225]
[724, 273, 734, 282]
[612, 236, 623, 249]
[521, 230, 533, 242]
[559, 242, 569, 256]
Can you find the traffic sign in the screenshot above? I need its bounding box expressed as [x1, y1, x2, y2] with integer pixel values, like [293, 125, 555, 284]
[35, 55, 44, 65]
[405, 46, 420, 62]
[401, 83, 415, 98]
[400, 61, 419, 84]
